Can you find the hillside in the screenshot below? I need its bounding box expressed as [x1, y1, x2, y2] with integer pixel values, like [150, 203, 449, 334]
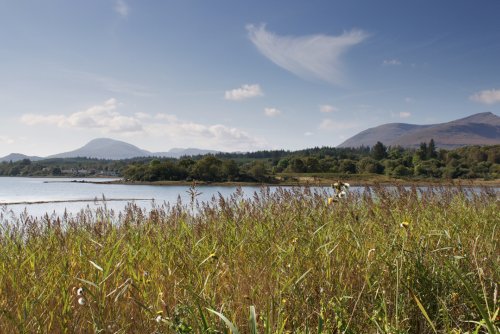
[1, 138, 219, 161]
[0, 153, 43, 163]
[48, 138, 152, 160]
[338, 112, 500, 148]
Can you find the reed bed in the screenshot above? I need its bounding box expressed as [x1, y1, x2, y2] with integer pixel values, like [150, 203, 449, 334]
[0, 185, 498, 333]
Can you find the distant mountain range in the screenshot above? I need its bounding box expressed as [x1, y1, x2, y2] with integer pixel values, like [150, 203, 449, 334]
[0, 138, 218, 162]
[0, 153, 44, 163]
[2, 113, 499, 162]
[338, 112, 500, 148]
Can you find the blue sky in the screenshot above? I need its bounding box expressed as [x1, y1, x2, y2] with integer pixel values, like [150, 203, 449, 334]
[1, 0, 500, 156]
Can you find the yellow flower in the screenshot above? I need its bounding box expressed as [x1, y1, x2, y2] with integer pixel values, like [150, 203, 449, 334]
[327, 197, 335, 205]
[400, 221, 410, 228]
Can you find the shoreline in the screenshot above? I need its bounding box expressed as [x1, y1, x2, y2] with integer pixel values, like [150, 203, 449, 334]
[90, 178, 500, 187]
[3, 175, 498, 187]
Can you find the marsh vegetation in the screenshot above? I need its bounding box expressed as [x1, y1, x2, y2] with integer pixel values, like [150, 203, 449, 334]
[0, 185, 498, 333]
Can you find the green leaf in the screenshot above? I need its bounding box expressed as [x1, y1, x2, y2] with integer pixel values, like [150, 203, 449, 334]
[409, 288, 437, 334]
[207, 308, 240, 334]
[249, 306, 258, 334]
[448, 261, 499, 334]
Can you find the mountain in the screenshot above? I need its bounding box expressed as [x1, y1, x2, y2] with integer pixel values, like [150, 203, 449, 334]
[154, 148, 218, 158]
[48, 138, 152, 160]
[338, 112, 500, 149]
[1, 138, 221, 161]
[0, 153, 43, 163]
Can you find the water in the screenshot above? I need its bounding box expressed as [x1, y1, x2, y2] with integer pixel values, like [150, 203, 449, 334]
[0, 177, 497, 219]
[0, 177, 263, 218]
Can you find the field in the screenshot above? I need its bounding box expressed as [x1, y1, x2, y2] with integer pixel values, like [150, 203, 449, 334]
[0, 184, 498, 333]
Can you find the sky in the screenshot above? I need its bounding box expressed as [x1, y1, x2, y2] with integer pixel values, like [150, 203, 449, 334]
[1, 0, 500, 156]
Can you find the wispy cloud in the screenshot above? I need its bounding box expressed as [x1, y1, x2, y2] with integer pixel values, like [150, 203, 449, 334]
[225, 84, 263, 101]
[383, 59, 401, 66]
[304, 132, 314, 137]
[21, 99, 265, 151]
[114, 0, 129, 18]
[470, 89, 500, 104]
[319, 104, 339, 113]
[264, 107, 281, 117]
[21, 98, 143, 133]
[247, 24, 368, 85]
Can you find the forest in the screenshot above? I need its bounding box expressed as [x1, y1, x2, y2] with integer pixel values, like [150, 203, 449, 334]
[1, 140, 499, 182]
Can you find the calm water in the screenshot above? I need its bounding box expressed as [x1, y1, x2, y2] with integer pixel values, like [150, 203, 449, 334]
[0, 177, 497, 219]
[0, 177, 264, 218]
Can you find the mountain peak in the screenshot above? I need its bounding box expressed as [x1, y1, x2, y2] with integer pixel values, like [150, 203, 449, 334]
[48, 138, 152, 160]
[338, 112, 500, 149]
[453, 111, 498, 123]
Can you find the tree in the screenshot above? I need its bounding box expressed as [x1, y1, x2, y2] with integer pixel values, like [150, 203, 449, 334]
[191, 156, 223, 181]
[427, 139, 437, 159]
[372, 142, 387, 160]
[288, 157, 306, 173]
[305, 157, 320, 172]
[339, 159, 357, 174]
[416, 142, 428, 161]
[357, 157, 384, 174]
[221, 160, 239, 181]
[247, 161, 267, 182]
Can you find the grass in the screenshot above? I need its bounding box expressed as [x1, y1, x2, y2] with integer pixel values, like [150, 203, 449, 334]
[0, 184, 498, 333]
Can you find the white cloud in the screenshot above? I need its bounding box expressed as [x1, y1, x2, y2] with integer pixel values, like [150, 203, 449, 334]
[319, 104, 338, 113]
[114, 0, 129, 17]
[0, 136, 14, 145]
[21, 99, 266, 151]
[264, 107, 281, 117]
[247, 24, 368, 85]
[399, 111, 411, 118]
[319, 118, 358, 131]
[134, 112, 152, 119]
[224, 84, 263, 101]
[470, 89, 500, 105]
[145, 114, 265, 151]
[304, 132, 314, 136]
[404, 97, 414, 103]
[383, 59, 402, 66]
[21, 98, 143, 133]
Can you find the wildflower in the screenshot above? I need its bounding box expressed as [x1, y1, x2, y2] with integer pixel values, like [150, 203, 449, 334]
[327, 197, 336, 205]
[337, 190, 347, 199]
[400, 221, 410, 229]
[78, 297, 86, 306]
[155, 315, 163, 323]
[76, 287, 84, 296]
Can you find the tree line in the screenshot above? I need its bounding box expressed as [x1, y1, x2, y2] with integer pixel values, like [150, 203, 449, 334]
[122, 140, 499, 182]
[1, 141, 499, 182]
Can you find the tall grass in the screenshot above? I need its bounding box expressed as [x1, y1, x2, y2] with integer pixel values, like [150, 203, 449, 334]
[0, 185, 498, 333]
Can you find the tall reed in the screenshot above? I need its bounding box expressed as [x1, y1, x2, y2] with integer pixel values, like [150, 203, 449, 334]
[0, 185, 498, 333]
